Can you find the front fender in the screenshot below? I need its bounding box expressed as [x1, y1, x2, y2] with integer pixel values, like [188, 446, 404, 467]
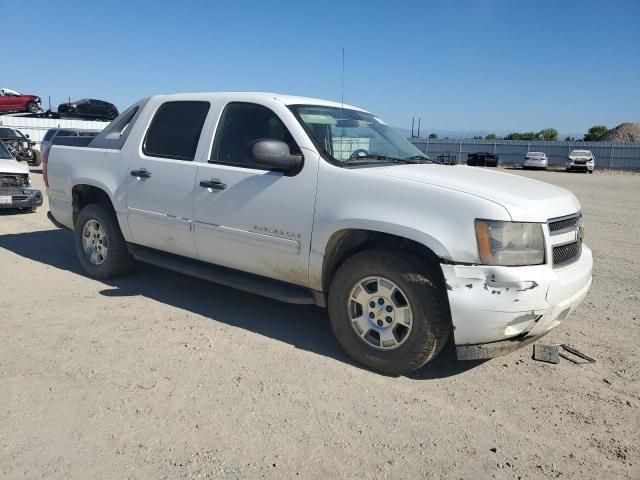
[309, 162, 512, 292]
[308, 221, 452, 292]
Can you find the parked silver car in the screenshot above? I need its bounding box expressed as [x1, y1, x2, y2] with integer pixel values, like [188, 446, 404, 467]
[40, 128, 100, 160]
[523, 151, 548, 169]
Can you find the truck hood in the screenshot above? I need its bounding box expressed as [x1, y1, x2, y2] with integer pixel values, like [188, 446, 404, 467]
[0, 159, 29, 175]
[366, 164, 580, 222]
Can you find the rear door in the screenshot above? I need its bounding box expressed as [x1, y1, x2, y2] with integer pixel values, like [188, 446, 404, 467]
[192, 101, 318, 286]
[126, 100, 210, 259]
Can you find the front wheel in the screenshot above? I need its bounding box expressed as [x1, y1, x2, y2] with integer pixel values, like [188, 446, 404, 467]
[74, 203, 134, 279]
[328, 250, 451, 375]
[26, 102, 39, 114]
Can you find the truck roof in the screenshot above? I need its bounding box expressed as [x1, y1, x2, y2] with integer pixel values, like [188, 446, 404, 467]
[148, 92, 367, 112]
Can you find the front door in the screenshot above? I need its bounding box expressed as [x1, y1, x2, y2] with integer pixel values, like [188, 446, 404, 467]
[193, 102, 317, 287]
[0, 92, 17, 111]
[126, 100, 210, 259]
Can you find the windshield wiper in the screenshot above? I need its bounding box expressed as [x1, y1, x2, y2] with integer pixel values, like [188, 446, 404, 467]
[404, 155, 433, 164]
[342, 154, 418, 165]
[406, 154, 444, 165]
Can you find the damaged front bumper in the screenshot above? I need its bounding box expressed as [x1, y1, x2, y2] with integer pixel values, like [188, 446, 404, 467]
[442, 244, 593, 360]
[0, 187, 43, 209]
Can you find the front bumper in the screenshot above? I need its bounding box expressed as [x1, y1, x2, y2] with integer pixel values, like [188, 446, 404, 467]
[442, 244, 593, 359]
[567, 161, 594, 171]
[0, 187, 43, 209]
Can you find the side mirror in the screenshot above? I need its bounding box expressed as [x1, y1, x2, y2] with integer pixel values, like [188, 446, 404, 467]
[25, 134, 30, 138]
[247, 139, 303, 176]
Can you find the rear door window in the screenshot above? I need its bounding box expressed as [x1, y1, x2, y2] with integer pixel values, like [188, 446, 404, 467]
[143, 101, 210, 161]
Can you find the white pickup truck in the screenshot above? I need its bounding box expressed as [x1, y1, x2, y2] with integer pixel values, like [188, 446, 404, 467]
[46, 93, 592, 374]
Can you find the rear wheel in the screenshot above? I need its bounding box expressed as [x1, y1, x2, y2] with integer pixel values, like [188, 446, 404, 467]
[328, 249, 451, 375]
[74, 203, 134, 279]
[29, 149, 41, 167]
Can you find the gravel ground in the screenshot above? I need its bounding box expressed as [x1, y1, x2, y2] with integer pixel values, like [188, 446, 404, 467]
[1, 168, 638, 479]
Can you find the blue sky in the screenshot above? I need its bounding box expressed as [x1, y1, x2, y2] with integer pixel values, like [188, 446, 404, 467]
[2, 0, 639, 135]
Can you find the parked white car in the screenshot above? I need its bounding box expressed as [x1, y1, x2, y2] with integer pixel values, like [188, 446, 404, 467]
[45, 92, 592, 374]
[523, 151, 548, 169]
[567, 149, 595, 173]
[0, 141, 43, 210]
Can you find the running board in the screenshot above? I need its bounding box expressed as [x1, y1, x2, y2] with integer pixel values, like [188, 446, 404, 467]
[129, 245, 319, 305]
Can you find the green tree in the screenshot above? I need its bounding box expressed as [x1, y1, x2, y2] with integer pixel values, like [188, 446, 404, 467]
[485, 133, 497, 140]
[584, 125, 608, 142]
[505, 132, 537, 141]
[428, 133, 438, 139]
[538, 128, 558, 141]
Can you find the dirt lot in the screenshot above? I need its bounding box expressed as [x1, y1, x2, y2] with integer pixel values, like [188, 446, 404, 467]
[1, 168, 638, 479]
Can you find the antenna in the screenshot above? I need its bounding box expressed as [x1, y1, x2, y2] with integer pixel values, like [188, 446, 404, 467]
[417, 117, 421, 138]
[341, 47, 345, 109]
[411, 117, 415, 137]
[340, 47, 345, 161]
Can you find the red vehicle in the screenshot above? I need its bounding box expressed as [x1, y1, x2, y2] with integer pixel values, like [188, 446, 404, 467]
[0, 88, 42, 114]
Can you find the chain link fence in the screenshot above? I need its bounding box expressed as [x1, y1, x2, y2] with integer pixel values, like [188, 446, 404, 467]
[410, 138, 640, 171]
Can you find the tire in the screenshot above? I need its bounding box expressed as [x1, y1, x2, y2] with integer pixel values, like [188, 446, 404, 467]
[328, 249, 451, 375]
[29, 149, 42, 167]
[74, 203, 134, 279]
[588, 169, 593, 174]
[27, 102, 39, 114]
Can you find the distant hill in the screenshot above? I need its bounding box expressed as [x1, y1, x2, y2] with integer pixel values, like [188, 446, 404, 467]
[394, 126, 584, 141]
[602, 123, 640, 142]
[394, 127, 509, 140]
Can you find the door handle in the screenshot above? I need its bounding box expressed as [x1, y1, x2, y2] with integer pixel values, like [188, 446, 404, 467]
[130, 169, 151, 179]
[199, 179, 227, 190]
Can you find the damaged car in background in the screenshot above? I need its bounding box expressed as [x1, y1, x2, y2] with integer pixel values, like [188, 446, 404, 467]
[0, 127, 41, 166]
[45, 92, 592, 374]
[566, 149, 595, 173]
[0, 87, 42, 114]
[0, 140, 42, 211]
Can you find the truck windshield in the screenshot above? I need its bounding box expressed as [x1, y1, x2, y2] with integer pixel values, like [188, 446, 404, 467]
[0, 128, 21, 139]
[0, 141, 13, 159]
[290, 105, 430, 166]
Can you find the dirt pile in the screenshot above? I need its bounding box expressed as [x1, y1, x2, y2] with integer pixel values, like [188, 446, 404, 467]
[602, 123, 640, 142]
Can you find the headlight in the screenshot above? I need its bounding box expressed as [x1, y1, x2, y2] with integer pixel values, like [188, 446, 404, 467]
[475, 220, 545, 266]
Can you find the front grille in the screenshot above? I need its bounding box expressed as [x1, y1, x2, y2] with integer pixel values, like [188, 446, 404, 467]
[553, 241, 582, 267]
[548, 213, 581, 234]
[0, 174, 28, 188]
